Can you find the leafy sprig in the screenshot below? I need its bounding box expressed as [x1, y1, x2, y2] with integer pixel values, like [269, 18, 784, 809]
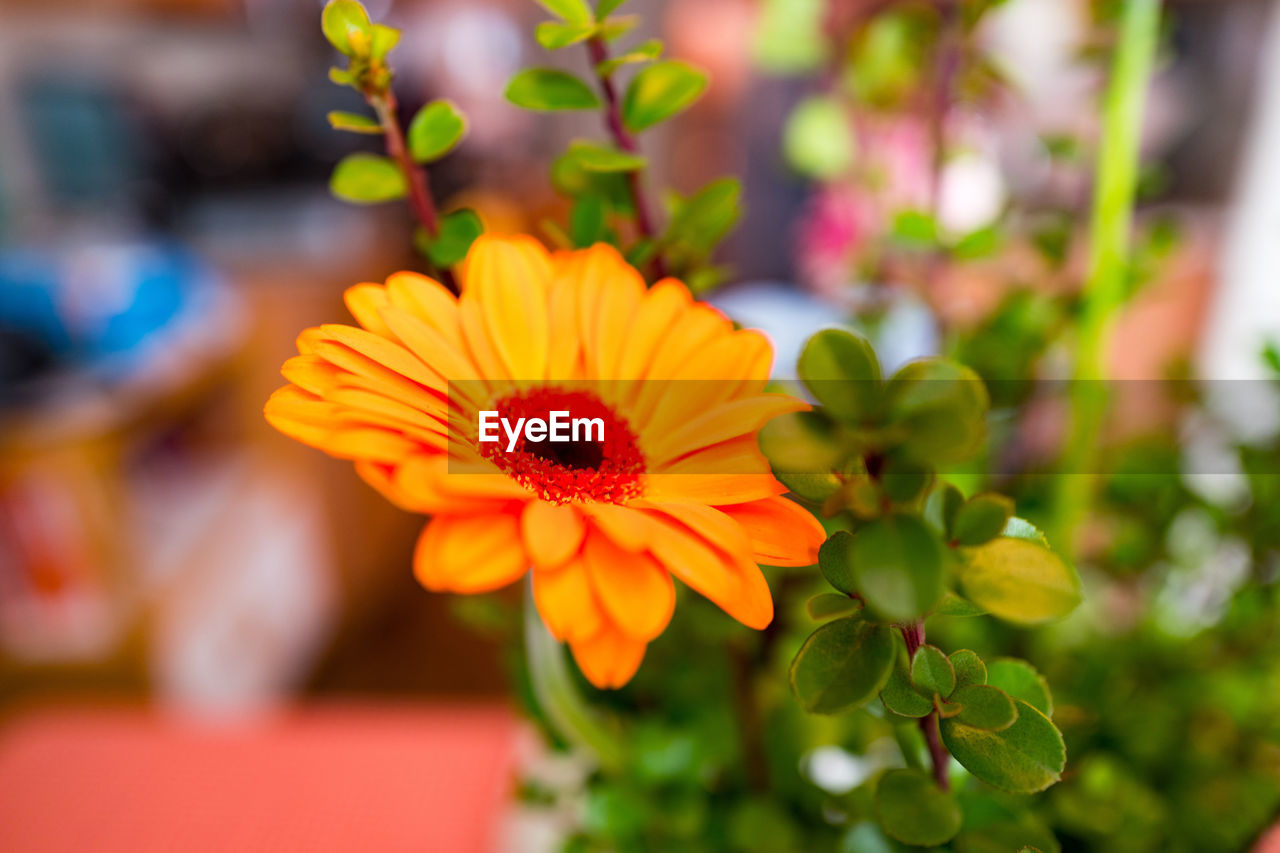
[321, 0, 480, 288]
[505, 0, 739, 288]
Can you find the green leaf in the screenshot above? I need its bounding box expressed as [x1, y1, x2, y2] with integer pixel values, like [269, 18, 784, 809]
[891, 210, 939, 249]
[949, 649, 988, 690]
[408, 100, 467, 163]
[884, 359, 988, 464]
[935, 592, 986, 617]
[940, 699, 1065, 793]
[817, 531, 856, 596]
[598, 14, 639, 41]
[758, 410, 843, 501]
[535, 20, 597, 49]
[568, 140, 647, 172]
[875, 768, 962, 846]
[952, 684, 1018, 731]
[953, 494, 1014, 546]
[536, 0, 592, 23]
[1002, 516, 1049, 546]
[369, 23, 400, 60]
[851, 514, 946, 623]
[790, 618, 895, 714]
[986, 658, 1053, 717]
[806, 592, 862, 620]
[959, 537, 1081, 626]
[505, 68, 601, 111]
[911, 644, 956, 699]
[415, 208, 483, 267]
[622, 60, 708, 132]
[879, 455, 933, 503]
[783, 95, 855, 179]
[880, 648, 933, 718]
[596, 0, 628, 16]
[953, 224, 1003, 260]
[797, 329, 882, 425]
[327, 110, 382, 134]
[328, 67, 355, 87]
[924, 482, 965, 538]
[330, 153, 405, 203]
[322, 0, 372, 57]
[666, 177, 742, 253]
[596, 38, 662, 75]
[570, 194, 608, 247]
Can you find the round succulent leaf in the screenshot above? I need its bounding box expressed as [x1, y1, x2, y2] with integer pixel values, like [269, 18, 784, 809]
[880, 649, 933, 718]
[322, 0, 373, 56]
[797, 329, 882, 425]
[986, 658, 1053, 717]
[949, 649, 988, 690]
[884, 359, 989, 464]
[940, 699, 1065, 793]
[851, 514, 946, 623]
[817, 530, 856, 596]
[415, 209, 483, 267]
[879, 454, 934, 504]
[951, 684, 1018, 731]
[789, 618, 895, 715]
[953, 494, 1015, 546]
[875, 768, 962, 846]
[806, 592, 862, 620]
[959, 537, 1081, 626]
[910, 643, 956, 699]
[758, 410, 844, 501]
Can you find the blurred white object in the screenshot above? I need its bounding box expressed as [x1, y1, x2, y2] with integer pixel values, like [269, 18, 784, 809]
[1201, 2, 1280, 438]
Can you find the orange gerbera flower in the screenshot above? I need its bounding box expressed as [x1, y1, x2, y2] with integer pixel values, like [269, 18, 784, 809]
[265, 234, 824, 687]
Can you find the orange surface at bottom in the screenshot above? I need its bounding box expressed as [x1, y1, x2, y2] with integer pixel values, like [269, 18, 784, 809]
[0, 704, 518, 853]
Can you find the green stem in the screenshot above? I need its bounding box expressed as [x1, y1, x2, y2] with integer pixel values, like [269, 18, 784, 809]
[523, 581, 624, 774]
[1051, 0, 1161, 555]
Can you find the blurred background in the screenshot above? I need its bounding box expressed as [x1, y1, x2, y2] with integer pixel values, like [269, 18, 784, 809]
[1, 0, 1280, 849]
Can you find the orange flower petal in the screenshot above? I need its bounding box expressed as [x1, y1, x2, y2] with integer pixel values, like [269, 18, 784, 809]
[385, 272, 466, 352]
[643, 473, 786, 505]
[413, 514, 528, 593]
[647, 395, 808, 466]
[719, 496, 826, 567]
[569, 623, 647, 689]
[580, 502, 655, 552]
[343, 283, 394, 338]
[465, 234, 551, 379]
[583, 532, 675, 641]
[532, 556, 604, 642]
[643, 511, 773, 630]
[319, 324, 442, 389]
[521, 501, 586, 569]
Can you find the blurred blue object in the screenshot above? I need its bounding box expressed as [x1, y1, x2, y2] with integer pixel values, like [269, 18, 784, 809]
[0, 243, 217, 391]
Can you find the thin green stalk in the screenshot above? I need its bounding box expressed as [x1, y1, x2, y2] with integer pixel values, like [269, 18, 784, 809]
[1051, 0, 1161, 555]
[523, 581, 624, 774]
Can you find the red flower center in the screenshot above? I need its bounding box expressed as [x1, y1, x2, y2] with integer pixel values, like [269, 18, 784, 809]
[481, 387, 645, 505]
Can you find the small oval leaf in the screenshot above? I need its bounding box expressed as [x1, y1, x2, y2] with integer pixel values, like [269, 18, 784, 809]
[789, 618, 895, 715]
[622, 60, 708, 132]
[330, 153, 405, 203]
[408, 100, 467, 163]
[952, 684, 1018, 731]
[415, 208, 483, 267]
[911, 644, 956, 698]
[880, 649, 933, 718]
[875, 768, 962, 846]
[806, 592, 862, 621]
[327, 110, 382, 134]
[797, 329, 882, 425]
[949, 649, 988, 690]
[986, 658, 1053, 717]
[959, 537, 1082, 626]
[817, 531, 856, 596]
[851, 514, 946, 623]
[506, 68, 601, 111]
[567, 140, 647, 172]
[940, 699, 1066, 793]
[953, 494, 1015, 546]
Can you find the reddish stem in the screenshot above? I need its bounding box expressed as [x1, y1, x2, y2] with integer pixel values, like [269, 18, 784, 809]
[900, 622, 951, 791]
[372, 90, 459, 294]
[586, 36, 669, 280]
